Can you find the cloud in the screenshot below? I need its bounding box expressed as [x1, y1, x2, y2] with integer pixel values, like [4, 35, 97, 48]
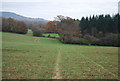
[1, 0, 118, 20]
[3, 0, 119, 3]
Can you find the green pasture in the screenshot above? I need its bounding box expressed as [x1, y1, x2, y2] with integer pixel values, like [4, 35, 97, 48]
[27, 29, 59, 37]
[2, 31, 118, 79]
[43, 33, 59, 37]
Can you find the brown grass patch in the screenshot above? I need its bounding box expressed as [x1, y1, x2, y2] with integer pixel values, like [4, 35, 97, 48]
[38, 50, 50, 53]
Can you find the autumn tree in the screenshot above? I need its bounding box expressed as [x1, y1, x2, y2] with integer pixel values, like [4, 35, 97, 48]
[2, 17, 28, 34]
[45, 21, 59, 33]
[55, 15, 81, 43]
[5, 18, 16, 32]
[17, 21, 28, 34]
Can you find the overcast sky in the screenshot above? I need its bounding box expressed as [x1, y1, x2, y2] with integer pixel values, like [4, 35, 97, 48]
[1, 0, 119, 20]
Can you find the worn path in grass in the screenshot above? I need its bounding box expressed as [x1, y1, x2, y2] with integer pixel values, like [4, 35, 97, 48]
[52, 48, 62, 79]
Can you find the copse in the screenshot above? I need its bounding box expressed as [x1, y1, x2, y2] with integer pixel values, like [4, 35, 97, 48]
[80, 14, 119, 34]
[55, 15, 82, 43]
[2, 17, 28, 34]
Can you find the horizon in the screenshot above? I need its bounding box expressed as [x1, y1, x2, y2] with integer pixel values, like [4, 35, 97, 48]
[0, 11, 119, 21]
[1, 0, 119, 20]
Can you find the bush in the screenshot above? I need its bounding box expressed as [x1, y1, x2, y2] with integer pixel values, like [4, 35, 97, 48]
[33, 32, 43, 37]
[59, 33, 72, 43]
[71, 38, 91, 45]
[94, 33, 120, 47]
[59, 35, 91, 45]
[83, 34, 99, 42]
[59, 33, 120, 47]
[31, 25, 44, 37]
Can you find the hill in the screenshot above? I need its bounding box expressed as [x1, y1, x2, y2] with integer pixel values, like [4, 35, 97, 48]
[0, 11, 49, 23]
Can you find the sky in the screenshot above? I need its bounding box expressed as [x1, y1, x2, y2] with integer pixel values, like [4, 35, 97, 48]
[1, 0, 119, 20]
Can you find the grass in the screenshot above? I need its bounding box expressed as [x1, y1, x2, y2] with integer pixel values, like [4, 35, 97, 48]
[2, 31, 118, 79]
[43, 33, 59, 37]
[27, 29, 59, 37]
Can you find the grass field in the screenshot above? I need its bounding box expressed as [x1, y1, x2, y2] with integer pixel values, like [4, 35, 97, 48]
[2, 31, 118, 79]
[27, 30, 59, 37]
[43, 33, 59, 38]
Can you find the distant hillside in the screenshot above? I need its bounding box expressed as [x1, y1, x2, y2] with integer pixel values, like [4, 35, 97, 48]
[0, 12, 49, 23]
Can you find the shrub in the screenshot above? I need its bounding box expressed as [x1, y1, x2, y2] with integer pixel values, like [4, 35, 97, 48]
[33, 32, 43, 37]
[83, 34, 99, 42]
[31, 26, 43, 37]
[71, 38, 91, 45]
[94, 33, 120, 47]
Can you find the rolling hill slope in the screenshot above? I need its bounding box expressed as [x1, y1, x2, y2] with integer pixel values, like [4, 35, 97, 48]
[0, 11, 48, 23]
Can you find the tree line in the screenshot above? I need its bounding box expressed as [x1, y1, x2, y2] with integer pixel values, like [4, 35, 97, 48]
[2, 17, 28, 34]
[55, 14, 120, 47]
[80, 14, 119, 35]
[1, 13, 119, 47]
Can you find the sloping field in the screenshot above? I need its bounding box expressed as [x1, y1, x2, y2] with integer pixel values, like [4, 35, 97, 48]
[2, 32, 118, 79]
